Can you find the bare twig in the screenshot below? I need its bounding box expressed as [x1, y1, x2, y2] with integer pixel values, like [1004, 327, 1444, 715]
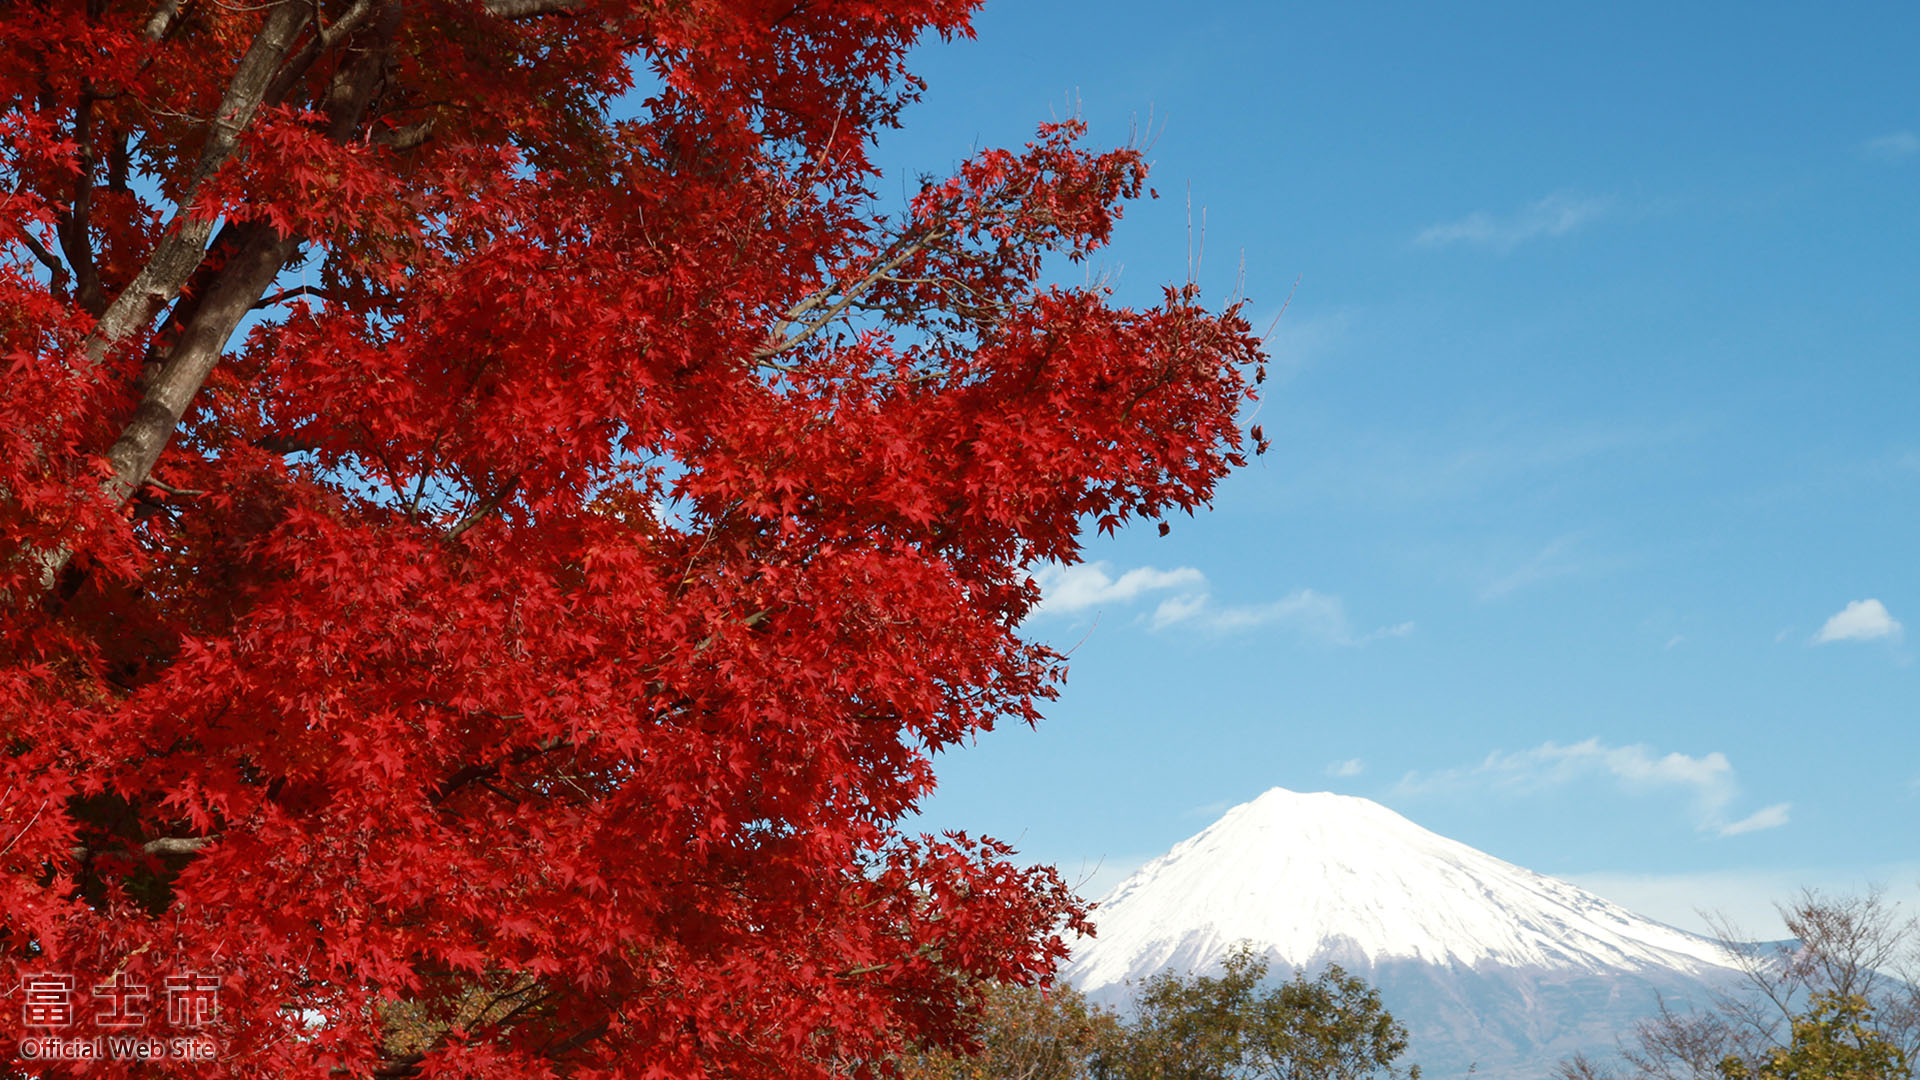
[251, 284, 336, 309]
[0, 799, 49, 859]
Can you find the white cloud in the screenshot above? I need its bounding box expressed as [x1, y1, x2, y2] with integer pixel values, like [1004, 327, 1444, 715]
[1154, 587, 1413, 646]
[1862, 131, 1919, 160]
[1415, 193, 1612, 252]
[1326, 758, 1366, 778]
[1182, 798, 1233, 819]
[1035, 563, 1412, 647]
[1150, 592, 1209, 629]
[1812, 598, 1903, 644]
[1719, 803, 1793, 837]
[1032, 562, 1204, 616]
[1370, 620, 1418, 641]
[1396, 737, 1788, 838]
[1210, 589, 1350, 635]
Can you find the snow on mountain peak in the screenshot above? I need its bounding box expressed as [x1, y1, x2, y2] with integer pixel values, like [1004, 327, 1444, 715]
[1065, 786, 1745, 996]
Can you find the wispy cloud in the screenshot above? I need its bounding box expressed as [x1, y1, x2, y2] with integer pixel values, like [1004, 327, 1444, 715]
[1718, 803, 1793, 837]
[1259, 307, 1354, 383]
[1415, 192, 1613, 252]
[1480, 534, 1588, 600]
[1812, 598, 1903, 644]
[1149, 592, 1209, 628]
[1326, 758, 1366, 778]
[1396, 737, 1790, 838]
[1032, 562, 1204, 616]
[1032, 560, 1412, 647]
[1862, 131, 1919, 161]
[1153, 586, 1414, 645]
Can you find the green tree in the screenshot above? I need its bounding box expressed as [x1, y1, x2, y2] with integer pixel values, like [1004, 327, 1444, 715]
[1717, 993, 1913, 1080]
[1113, 945, 1419, 1080]
[1558, 889, 1920, 1080]
[898, 981, 1125, 1080]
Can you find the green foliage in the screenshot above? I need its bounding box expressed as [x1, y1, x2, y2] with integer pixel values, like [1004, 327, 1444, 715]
[1558, 889, 1920, 1080]
[897, 982, 1123, 1080]
[1716, 993, 1913, 1080]
[892, 945, 1417, 1080]
[1113, 945, 1419, 1080]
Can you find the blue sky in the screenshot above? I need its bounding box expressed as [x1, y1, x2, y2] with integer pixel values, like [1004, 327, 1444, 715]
[883, 1, 1918, 938]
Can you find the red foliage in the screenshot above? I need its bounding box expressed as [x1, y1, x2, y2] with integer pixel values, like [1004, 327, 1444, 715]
[0, 1, 1264, 1076]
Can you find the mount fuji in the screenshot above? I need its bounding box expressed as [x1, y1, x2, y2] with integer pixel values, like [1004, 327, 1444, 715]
[1063, 788, 1748, 1079]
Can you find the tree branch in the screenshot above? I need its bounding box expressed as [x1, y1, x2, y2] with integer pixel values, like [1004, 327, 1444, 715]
[143, 0, 179, 41]
[254, 433, 319, 455]
[12, 224, 70, 290]
[70, 836, 217, 859]
[372, 117, 435, 150]
[755, 227, 946, 361]
[445, 475, 522, 541]
[102, 224, 303, 511]
[143, 836, 215, 855]
[252, 284, 337, 309]
[143, 476, 208, 497]
[481, 0, 584, 18]
[33, 2, 404, 594]
[58, 91, 106, 316]
[80, 0, 309, 367]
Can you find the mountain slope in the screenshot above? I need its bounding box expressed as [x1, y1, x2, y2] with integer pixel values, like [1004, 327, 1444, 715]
[1064, 788, 1748, 1079]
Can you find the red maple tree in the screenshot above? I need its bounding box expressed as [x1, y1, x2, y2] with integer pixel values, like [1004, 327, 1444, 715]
[0, 0, 1265, 1076]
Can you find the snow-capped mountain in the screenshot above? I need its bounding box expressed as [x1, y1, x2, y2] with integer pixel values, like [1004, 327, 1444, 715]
[1065, 787, 1749, 1079]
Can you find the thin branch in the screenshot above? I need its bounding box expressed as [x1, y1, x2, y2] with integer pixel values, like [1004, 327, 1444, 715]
[143, 836, 215, 855]
[59, 90, 106, 315]
[427, 741, 556, 808]
[254, 433, 318, 455]
[11, 224, 70, 290]
[755, 227, 947, 360]
[445, 475, 522, 541]
[252, 284, 336, 309]
[692, 608, 771, 654]
[143, 477, 209, 497]
[372, 117, 435, 150]
[68, 836, 216, 859]
[0, 799, 48, 859]
[481, 0, 583, 16]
